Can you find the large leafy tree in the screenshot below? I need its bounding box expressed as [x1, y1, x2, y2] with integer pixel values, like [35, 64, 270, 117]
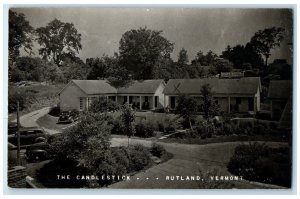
[119, 27, 174, 79]
[250, 27, 285, 67]
[191, 50, 218, 66]
[36, 19, 82, 67]
[9, 10, 34, 60]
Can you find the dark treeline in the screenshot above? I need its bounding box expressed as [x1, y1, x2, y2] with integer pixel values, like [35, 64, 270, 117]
[9, 10, 291, 86]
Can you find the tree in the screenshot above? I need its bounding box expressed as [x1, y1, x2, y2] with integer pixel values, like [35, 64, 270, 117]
[250, 27, 285, 67]
[191, 50, 218, 66]
[36, 19, 82, 67]
[177, 48, 189, 66]
[9, 10, 34, 60]
[211, 58, 233, 74]
[119, 27, 174, 79]
[120, 104, 136, 146]
[50, 113, 111, 166]
[175, 95, 198, 129]
[221, 43, 264, 69]
[200, 84, 219, 120]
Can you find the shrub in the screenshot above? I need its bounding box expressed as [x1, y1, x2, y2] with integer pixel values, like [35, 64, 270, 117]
[8, 89, 35, 113]
[227, 142, 291, 187]
[128, 144, 151, 172]
[150, 143, 166, 158]
[236, 121, 253, 135]
[110, 117, 124, 135]
[195, 120, 215, 139]
[89, 97, 120, 113]
[135, 122, 156, 138]
[48, 105, 60, 117]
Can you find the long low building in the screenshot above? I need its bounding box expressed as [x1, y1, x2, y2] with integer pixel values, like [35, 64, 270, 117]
[59, 77, 261, 113]
[59, 79, 166, 111]
[163, 77, 262, 113]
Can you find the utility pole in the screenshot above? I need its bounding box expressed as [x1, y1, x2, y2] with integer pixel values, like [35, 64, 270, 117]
[16, 101, 20, 165]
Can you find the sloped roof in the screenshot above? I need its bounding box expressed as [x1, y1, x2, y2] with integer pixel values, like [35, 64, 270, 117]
[164, 77, 261, 95]
[72, 80, 117, 95]
[268, 80, 292, 100]
[117, 80, 164, 94]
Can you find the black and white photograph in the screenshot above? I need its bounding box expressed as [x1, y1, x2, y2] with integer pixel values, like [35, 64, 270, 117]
[6, 6, 294, 190]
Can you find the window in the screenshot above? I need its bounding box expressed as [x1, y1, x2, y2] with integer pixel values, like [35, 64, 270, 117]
[248, 97, 254, 111]
[129, 96, 133, 104]
[123, 96, 127, 103]
[79, 97, 83, 110]
[155, 96, 158, 108]
[236, 97, 241, 105]
[145, 96, 148, 102]
[170, 96, 176, 109]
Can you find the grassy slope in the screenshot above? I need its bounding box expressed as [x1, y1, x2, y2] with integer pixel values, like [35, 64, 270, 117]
[8, 83, 65, 121]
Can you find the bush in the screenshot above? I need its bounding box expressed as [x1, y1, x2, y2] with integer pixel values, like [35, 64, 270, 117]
[110, 117, 124, 135]
[236, 121, 253, 135]
[89, 97, 120, 113]
[195, 120, 215, 139]
[8, 89, 35, 113]
[49, 105, 60, 117]
[135, 122, 156, 138]
[128, 144, 151, 172]
[150, 143, 166, 158]
[227, 142, 291, 187]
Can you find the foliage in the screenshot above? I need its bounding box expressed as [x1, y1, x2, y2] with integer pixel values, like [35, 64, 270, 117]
[267, 59, 292, 80]
[191, 50, 218, 66]
[9, 56, 64, 83]
[177, 48, 189, 66]
[195, 120, 215, 139]
[89, 97, 120, 113]
[150, 143, 166, 158]
[36, 18, 82, 67]
[250, 27, 285, 67]
[200, 84, 219, 119]
[9, 10, 34, 60]
[59, 58, 89, 82]
[221, 43, 264, 69]
[119, 27, 174, 79]
[135, 122, 156, 138]
[50, 113, 112, 164]
[227, 143, 291, 187]
[120, 104, 136, 144]
[8, 88, 35, 113]
[128, 144, 151, 172]
[210, 58, 233, 75]
[175, 95, 198, 129]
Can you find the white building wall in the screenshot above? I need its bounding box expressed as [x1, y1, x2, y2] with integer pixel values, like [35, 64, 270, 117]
[154, 82, 166, 109]
[59, 82, 87, 111]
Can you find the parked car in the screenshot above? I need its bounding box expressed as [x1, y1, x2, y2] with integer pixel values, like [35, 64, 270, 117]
[58, 110, 79, 123]
[8, 127, 48, 146]
[8, 122, 19, 135]
[25, 142, 50, 162]
[25, 134, 59, 162]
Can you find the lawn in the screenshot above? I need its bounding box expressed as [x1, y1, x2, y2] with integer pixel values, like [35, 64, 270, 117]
[8, 83, 65, 121]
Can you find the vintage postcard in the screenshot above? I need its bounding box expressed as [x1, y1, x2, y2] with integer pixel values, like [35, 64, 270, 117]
[7, 6, 293, 189]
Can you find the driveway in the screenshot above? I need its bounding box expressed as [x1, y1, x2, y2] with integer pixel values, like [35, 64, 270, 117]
[13, 107, 60, 135]
[110, 138, 287, 189]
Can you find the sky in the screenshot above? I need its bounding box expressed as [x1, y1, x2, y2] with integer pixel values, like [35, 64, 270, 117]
[11, 7, 293, 64]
